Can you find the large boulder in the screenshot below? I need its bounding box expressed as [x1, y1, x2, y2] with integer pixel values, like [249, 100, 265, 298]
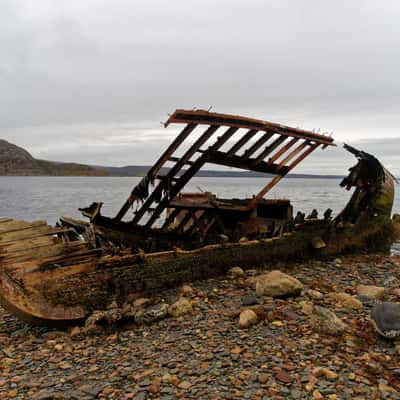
[310, 306, 347, 336]
[256, 270, 303, 298]
[370, 302, 400, 339]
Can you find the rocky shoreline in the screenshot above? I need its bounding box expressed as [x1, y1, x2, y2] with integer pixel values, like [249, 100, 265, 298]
[1, 253, 400, 399]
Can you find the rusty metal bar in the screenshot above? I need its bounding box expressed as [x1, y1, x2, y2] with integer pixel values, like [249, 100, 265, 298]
[227, 129, 258, 155]
[250, 143, 320, 207]
[115, 122, 197, 221]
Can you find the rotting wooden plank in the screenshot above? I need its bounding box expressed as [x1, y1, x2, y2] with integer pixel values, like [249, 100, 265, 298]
[0, 226, 56, 243]
[5, 260, 46, 277]
[243, 133, 274, 159]
[31, 248, 102, 268]
[227, 129, 258, 155]
[0, 220, 48, 234]
[205, 150, 289, 176]
[267, 137, 299, 165]
[253, 136, 287, 165]
[2, 242, 87, 264]
[0, 240, 60, 260]
[275, 141, 310, 171]
[0, 235, 56, 253]
[0, 236, 87, 254]
[22, 260, 99, 286]
[0, 227, 73, 244]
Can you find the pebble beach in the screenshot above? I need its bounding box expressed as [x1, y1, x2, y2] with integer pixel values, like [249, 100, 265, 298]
[1, 253, 400, 400]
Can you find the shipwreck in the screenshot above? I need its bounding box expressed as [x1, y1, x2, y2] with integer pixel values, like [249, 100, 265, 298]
[0, 109, 397, 326]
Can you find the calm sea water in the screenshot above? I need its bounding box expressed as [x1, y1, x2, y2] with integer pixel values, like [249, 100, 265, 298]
[0, 176, 398, 224]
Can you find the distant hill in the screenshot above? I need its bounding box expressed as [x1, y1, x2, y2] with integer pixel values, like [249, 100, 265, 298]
[0, 139, 344, 178]
[0, 140, 108, 176]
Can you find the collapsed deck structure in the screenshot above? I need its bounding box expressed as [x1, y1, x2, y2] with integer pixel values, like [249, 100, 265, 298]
[0, 109, 397, 326]
[79, 109, 335, 250]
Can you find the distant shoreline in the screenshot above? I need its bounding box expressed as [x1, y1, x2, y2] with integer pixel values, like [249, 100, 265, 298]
[0, 172, 344, 179]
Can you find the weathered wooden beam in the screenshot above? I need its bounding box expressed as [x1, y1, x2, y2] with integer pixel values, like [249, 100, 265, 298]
[161, 208, 180, 230]
[275, 141, 310, 172]
[267, 137, 299, 165]
[168, 156, 195, 166]
[114, 122, 198, 222]
[131, 124, 220, 225]
[206, 150, 289, 175]
[144, 127, 238, 228]
[3, 241, 86, 264]
[165, 109, 335, 146]
[250, 143, 320, 207]
[175, 211, 194, 234]
[0, 220, 48, 234]
[253, 136, 287, 165]
[243, 133, 274, 159]
[186, 210, 206, 235]
[227, 129, 258, 155]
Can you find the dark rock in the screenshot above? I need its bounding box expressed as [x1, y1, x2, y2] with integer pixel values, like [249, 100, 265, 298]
[371, 302, 400, 339]
[241, 295, 259, 306]
[357, 295, 375, 308]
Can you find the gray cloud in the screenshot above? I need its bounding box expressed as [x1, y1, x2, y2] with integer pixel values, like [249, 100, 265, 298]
[1, 0, 400, 173]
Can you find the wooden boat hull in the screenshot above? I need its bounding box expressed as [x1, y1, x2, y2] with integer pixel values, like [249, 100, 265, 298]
[0, 214, 395, 326]
[0, 145, 396, 326]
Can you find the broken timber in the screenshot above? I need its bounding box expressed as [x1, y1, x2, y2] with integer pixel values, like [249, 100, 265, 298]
[81, 110, 335, 250]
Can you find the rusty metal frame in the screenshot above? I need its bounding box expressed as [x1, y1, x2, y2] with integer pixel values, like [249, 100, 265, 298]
[113, 109, 335, 230]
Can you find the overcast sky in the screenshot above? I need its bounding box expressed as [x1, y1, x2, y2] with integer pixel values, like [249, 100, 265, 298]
[1, 0, 399, 175]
